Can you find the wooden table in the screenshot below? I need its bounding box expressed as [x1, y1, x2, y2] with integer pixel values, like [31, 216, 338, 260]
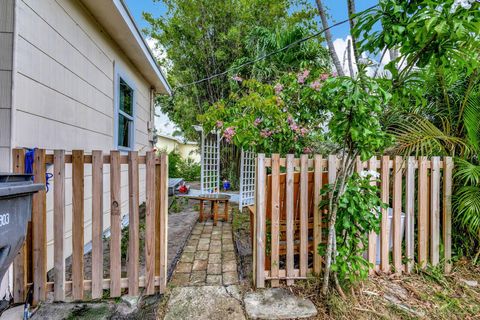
[193, 194, 231, 225]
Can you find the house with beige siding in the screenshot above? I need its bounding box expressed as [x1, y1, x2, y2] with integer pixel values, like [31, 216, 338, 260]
[156, 133, 200, 163]
[0, 0, 170, 297]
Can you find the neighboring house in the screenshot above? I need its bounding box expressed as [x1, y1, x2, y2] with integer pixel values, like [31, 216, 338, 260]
[156, 133, 200, 163]
[0, 0, 170, 297]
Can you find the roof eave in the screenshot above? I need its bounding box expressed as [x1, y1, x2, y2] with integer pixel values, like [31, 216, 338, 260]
[79, 0, 171, 95]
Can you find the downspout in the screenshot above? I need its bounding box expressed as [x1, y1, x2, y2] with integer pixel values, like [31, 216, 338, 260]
[150, 87, 156, 149]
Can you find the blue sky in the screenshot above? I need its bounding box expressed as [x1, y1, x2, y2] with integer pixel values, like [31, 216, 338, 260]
[124, 0, 378, 40]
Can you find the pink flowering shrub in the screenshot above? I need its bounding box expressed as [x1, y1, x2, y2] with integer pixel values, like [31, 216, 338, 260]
[223, 127, 236, 143]
[297, 69, 310, 84]
[231, 75, 243, 82]
[200, 68, 332, 154]
[274, 83, 283, 95]
[310, 80, 322, 91]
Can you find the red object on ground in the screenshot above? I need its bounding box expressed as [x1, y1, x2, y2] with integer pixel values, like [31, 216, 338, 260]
[178, 184, 189, 194]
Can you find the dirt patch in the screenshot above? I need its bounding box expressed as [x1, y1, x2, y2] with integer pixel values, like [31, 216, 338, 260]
[232, 208, 253, 285]
[287, 262, 480, 319]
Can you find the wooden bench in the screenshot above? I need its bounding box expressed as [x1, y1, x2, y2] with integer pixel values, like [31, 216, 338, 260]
[249, 171, 329, 270]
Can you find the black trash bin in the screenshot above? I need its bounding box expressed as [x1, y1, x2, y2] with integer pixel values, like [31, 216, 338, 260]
[0, 174, 44, 280]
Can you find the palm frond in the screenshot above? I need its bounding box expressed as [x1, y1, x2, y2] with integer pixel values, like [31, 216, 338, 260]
[462, 87, 480, 151]
[453, 186, 480, 236]
[454, 158, 480, 186]
[388, 115, 469, 156]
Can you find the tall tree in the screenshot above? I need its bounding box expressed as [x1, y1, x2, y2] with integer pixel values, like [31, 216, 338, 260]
[144, 0, 314, 138]
[231, 25, 330, 83]
[314, 0, 345, 76]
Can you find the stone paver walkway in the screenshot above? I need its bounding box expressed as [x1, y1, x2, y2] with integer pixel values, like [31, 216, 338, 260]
[170, 220, 239, 286]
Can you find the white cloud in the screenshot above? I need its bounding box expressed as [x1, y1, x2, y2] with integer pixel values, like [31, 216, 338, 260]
[331, 35, 393, 78]
[145, 38, 181, 138]
[154, 111, 179, 136]
[145, 37, 172, 75]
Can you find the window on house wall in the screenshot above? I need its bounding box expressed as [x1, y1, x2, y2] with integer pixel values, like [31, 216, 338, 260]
[116, 75, 135, 150]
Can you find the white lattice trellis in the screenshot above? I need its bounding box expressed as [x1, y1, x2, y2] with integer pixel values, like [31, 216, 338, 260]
[200, 130, 220, 193]
[239, 149, 256, 209]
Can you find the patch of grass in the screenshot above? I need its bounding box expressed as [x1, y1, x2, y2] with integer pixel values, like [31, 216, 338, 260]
[154, 292, 171, 320]
[66, 304, 110, 320]
[170, 196, 188, 213]
[232, 208, 249, 232]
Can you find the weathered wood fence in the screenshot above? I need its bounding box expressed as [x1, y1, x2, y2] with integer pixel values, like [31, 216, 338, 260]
[253, 154, 453, 288]
[11, 149, 168, 304]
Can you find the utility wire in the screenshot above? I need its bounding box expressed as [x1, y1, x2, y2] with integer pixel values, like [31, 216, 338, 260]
[173, 4, 379, 92]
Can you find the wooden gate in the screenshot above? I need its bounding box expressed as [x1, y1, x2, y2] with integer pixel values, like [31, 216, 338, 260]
[11, 149, 168, 304]
[253, 154, 453, 288]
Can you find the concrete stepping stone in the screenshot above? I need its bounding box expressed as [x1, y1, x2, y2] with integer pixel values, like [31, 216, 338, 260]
[164, 286, 245, 320]
[244, 288, 317, 319]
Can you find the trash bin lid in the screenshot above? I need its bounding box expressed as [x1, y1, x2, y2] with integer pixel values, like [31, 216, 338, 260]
[0, 173, 44, 197]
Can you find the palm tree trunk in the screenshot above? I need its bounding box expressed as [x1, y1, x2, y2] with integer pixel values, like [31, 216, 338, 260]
[347, 39, 355, 77]
[347, 0, 360, 63]
[315, 0, 345, 76]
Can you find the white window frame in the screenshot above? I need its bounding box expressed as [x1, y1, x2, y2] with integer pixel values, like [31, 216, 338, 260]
[114, 64, 136, 151]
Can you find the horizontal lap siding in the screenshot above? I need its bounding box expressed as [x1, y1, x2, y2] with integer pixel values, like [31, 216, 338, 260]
[0, 33, 13, 70]
[13, 0, 154, 270]
[0, 0, 14, 297]
[0, 0, 14, 173]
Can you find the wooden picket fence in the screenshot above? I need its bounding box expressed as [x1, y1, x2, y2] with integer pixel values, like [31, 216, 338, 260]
[11, 149, 168, 305]
[253, 154, 453, 288]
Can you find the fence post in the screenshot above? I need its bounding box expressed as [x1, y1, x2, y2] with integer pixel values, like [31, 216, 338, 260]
[418, 157, 428, 268]
[155, 161, 161, 279]
[128, 151, 140, 295]
[299, 154, 308, 277]
[12, 149, 26, 303]
[255, 154, 266, 288]
[380, 156, 390, 272]
[392, 156, 403, 273]
[110, 151, 121, 297]
[443, 157, 453, 273]
[72, 150, 84, 300]
[159, 152, 168, 293]
[430, 157, 441, 266]
[145, 151, 156, 294]
[53, 150, 65, 301]
[270, 154, 280, 287]
[285, 154, 295, 285]
[91, 150, 104, 299]
[313, 154, 323, 275]
[32, 148, 46, 304]
[405, 156, 416, 273]
[367, 157, 378, 273]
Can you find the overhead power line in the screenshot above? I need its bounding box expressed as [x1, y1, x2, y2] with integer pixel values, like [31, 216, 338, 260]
[173, 4, 379, 92]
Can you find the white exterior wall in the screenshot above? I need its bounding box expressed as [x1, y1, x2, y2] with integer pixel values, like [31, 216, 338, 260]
[0, 0, 15, 299]
[178, 144, 200, 162]
[8, 0, 156, 272]
[0, 0, 14, 172]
